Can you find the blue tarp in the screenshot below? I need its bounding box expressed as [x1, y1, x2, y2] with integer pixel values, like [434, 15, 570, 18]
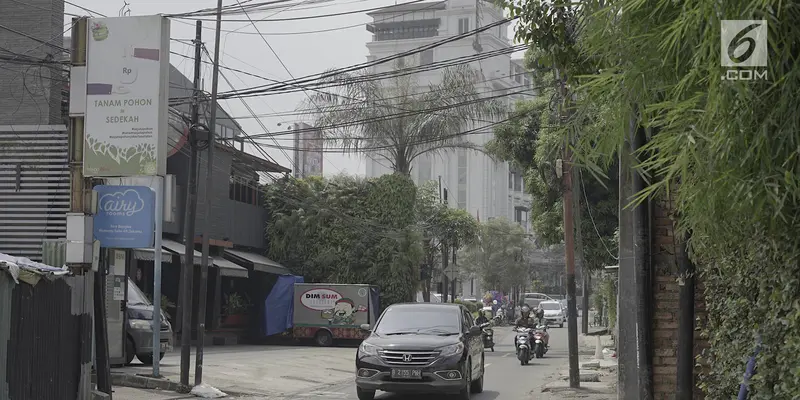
[264, 275, 304, 336]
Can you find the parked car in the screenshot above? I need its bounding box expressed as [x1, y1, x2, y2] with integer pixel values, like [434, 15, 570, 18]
[539, 300, 565, 328]
[125, 279, 173, 365]
[355, 303, 485, 400]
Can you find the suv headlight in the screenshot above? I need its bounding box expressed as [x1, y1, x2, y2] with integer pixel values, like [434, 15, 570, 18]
[359, 342, 380, 356]
[438, 342, 465, 357]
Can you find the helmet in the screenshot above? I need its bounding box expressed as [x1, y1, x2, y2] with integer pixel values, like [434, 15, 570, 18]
[520, 305, 530, 317]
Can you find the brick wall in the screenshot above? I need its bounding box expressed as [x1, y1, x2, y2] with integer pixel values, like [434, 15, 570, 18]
[651, 198, 707, 399]
[0, 0, 65, 126]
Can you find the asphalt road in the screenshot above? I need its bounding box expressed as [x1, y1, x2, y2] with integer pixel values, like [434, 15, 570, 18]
[272, 325, 573, 400]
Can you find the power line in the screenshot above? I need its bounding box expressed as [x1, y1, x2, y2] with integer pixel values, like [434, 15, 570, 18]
[171, 0, 427, 22]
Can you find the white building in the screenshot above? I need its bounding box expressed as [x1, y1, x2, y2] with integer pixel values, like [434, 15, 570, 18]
[363, 0, 534, 298]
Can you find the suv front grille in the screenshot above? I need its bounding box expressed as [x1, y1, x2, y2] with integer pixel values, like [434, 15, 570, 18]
[380, 350, 440, 366]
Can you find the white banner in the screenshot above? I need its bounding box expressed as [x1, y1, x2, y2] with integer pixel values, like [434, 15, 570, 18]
[83, 15, 170, 177]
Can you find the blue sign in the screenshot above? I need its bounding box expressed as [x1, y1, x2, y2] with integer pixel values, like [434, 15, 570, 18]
[93, 185, 155, 248]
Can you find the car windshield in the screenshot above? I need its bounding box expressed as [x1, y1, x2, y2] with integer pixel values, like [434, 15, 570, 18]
[541, 303, 561, 310]
[374, 307, 461, 335]
[127, 279, 151, 306]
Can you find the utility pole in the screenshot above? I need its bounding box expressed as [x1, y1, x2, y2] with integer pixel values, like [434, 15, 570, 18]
[451, 240, 457, 303]
[67, 17, 95, 399]
[557, 66, 580, 388]
[574, 171, 588, 334]
[439, 176, 449, 302]
[179, 20, 203, 387]
[195, 0, 224, 385]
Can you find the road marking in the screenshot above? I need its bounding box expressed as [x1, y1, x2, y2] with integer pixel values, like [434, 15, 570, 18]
[503, 353, 510, 358]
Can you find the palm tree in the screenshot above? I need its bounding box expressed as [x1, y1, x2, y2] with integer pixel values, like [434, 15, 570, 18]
[305, 62, 504, 175]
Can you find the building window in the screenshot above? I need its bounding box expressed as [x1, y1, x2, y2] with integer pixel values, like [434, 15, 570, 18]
[509, 171, 514, 189]
[420, 49, 434, 65]
[418, 157, 432, 183]
[458, 18, 470, 34]
[457, 188, 467, 210]
[515, 208, 523, 223]
[457, 151, 467, 209]
[458, 151, 467, 185]
[374, 23, 439, 41]
[514, 173, 523, 192]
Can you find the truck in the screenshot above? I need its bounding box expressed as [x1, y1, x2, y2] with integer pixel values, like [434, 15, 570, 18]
[291, 283, 380, 346]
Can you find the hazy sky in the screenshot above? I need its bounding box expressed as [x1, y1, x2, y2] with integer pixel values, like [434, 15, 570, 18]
[65, 0, 517, 177]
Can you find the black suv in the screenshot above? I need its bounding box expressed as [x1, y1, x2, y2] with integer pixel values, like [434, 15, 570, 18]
[355, 303, 485, 400]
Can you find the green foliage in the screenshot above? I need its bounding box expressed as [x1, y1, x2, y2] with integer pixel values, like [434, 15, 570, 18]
[306, 64, 503, 175]
[415, 180, 479, 299]
[505, 0, 800, 397]
[264, 174, 423, 307]
[223, 292, 249, 315]
[454, 298, 479, 314]
[487, 65, 618, 271]
[460, 218, 534, 292]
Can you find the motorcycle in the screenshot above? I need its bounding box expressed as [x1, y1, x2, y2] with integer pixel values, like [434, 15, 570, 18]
[479, 322, 494, 352]
[513, 327, 534, 365]
[532, 325, 549, 358]
[493, 308, 505, 326]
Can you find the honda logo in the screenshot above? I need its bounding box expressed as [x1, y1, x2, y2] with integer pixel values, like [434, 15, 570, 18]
[402, 354, 413, 362]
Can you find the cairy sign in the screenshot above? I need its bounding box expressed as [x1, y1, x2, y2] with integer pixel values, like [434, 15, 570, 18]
[93, 185, 155, 248]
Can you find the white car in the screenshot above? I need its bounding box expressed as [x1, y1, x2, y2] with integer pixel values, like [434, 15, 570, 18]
[539, 301, 565, 328]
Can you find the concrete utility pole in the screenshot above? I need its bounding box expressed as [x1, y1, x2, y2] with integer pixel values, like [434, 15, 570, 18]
[67, 17, 98, 399]
[179, 20, 203, 387]
[195, 0, 224, 385]
[556, 66, 580, 388]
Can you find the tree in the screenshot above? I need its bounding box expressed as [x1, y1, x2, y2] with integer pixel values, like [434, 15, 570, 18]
[459, 218, 534, 294]
[486, 56, 618, 272]
[306, 63, 504, 175]
[264, 173, 423, 306]
[416, 181, 478, 301]
[504, 1, 800, 398]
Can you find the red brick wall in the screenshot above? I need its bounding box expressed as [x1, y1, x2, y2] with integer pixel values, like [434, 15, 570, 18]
[651, 198, 707, 400]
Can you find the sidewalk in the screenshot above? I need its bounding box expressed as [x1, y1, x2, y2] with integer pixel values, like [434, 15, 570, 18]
[539, 330, 617, 399]
[114, 344, 355, 397]
[111, 387, 195, 400]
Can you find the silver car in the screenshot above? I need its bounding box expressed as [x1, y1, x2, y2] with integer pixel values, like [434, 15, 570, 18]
[126, 279, 173, 365]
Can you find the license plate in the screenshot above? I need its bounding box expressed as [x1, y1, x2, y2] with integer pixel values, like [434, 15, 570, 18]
[160, 342, 169, 351]
[391, 369, 422, 380]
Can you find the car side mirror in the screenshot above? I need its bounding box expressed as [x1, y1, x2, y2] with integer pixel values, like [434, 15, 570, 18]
[360, 323, 371, 331]
[469, 325, 482, 336]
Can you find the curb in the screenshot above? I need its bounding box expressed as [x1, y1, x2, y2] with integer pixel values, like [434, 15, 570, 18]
[111, 372, 186, 392]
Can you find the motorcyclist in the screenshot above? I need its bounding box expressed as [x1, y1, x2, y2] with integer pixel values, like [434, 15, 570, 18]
[515, 305, 537, 328]
[475, 310, 490, 326]
[534, 305, 546, 326]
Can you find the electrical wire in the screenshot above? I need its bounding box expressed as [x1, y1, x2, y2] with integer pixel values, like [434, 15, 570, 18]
[167, 39, 524, 105]
[171, 0, 449, 36]
[170, 0, 427, 22]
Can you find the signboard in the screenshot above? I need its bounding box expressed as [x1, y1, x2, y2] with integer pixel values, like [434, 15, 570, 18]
[83, 15, 171, 177]
[300, 288, 344, 311]
[93, 185, 155, 248]
[293, 122, 323, 178]
[294, 284, 370, 327]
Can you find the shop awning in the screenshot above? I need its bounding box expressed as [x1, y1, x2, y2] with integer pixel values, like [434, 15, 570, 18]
[162, 239, 203, 265]
[132, 248, 174, 263]
[213, 258, 248, 278]
[224, 249, 291, 275]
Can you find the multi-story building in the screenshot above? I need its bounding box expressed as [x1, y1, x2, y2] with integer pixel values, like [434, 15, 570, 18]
[363, 0, 534, 298]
